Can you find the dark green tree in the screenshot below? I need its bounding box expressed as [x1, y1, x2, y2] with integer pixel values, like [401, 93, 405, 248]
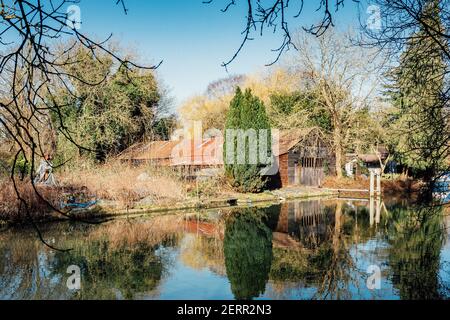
[152, 115, 178, 141]
[386, 206, 446, 299]
[269, 91, 333, 132]
[53, 45, 162, 163]
[387, 0, 448, 191]
[223, 88, 272, 193]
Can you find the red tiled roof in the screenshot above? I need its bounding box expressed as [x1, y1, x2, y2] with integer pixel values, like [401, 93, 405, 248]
[171, 137, 224, 166]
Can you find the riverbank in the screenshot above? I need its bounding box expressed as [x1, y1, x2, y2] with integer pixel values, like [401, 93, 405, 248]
[0, 185, 338, 226]
[82, 186, 338, 218]
[0, 166, 420, 226]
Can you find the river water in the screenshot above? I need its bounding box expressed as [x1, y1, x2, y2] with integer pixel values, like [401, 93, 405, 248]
[1, 198, 450, 300]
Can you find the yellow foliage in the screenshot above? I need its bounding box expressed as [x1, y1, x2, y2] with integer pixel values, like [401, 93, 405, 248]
[178, 68, 299, 133]
[178, 94, 232, 132]
[244, 68, 298, 106]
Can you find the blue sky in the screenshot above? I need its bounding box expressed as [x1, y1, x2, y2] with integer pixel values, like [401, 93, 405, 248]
[75, 0, 364, 108]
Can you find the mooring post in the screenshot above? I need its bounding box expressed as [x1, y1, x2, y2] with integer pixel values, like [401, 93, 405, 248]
[370, 170, 375, 198]
[376, 172, 382, 197]
[376, 197, 381, 225]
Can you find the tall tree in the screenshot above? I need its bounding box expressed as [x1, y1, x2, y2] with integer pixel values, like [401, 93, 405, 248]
[387, 0, 448, 189]
[54, 45, 162, 162]
[293, 30, 382, 178]
[268, 90, 333, 131]
[224, 88, 272, 193]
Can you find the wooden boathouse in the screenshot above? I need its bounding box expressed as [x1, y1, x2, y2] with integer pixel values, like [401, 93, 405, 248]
[118, 128, 335, 188]
[273, 128, 335, 188]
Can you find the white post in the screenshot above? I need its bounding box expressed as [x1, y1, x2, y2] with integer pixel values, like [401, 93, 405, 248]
[370, 170, 375, 198]
[376, 172, 382, 196]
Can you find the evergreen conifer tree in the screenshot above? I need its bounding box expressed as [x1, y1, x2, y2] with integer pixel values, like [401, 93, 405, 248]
[224, 88, 272, 193]
[388, 0, 448, 191]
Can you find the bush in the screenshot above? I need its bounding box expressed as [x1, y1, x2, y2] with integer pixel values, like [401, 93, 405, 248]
[0, 179, 64, 223]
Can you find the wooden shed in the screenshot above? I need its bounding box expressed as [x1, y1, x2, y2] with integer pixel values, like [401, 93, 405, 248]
[273, 128, 334, 188]
[118, 128, 334, 188]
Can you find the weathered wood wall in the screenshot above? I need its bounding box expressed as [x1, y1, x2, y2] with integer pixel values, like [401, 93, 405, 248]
[278, 153, 289, 187]
[278, 151, 328, 187]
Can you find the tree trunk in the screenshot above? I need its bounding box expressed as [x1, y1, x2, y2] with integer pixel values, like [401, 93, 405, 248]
[334, 126, 343, 178]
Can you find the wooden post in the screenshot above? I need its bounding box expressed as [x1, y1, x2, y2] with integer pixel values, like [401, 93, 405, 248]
[377, 172, 382, 196]
[370, 170, 375, 198]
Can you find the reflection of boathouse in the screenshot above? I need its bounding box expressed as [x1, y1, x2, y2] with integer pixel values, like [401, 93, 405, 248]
[275, 200, 337, 248]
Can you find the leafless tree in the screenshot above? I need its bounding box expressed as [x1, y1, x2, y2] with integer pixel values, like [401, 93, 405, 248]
[292, 29, 382, 178]
[0, 0, 160, 249]
[206, 74, 246, 99]
[204, 0, 353, 69]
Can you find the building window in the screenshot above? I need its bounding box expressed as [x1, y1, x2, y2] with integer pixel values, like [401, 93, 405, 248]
[301, 157, 324, 168]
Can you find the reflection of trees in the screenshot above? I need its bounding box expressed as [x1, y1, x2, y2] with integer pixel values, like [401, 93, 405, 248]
[268, 201, 360, 299]
[223, 208, 277, 300]
[0, 234, 67, 299]
[179, 235, 226, 276]
[0, 223, 91, 299]
[386, 205, 446, 300]
[51, 219, 180, 300]
[267, 200, 450, 300]
[52, 239, 172, 300]
[310, 202, 357, 300]
[269, 248, 309, 281]
[0, 218, 181, 300]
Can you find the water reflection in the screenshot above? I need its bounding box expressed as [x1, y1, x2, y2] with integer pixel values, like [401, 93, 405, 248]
[1, 199, 450, 300]
[386, 205, 447, 299]
[223, 208, 278, 300]
[0, 217, 182, 300]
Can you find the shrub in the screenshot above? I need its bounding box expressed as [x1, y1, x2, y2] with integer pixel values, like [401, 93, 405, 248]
[0, 179, 64, 223]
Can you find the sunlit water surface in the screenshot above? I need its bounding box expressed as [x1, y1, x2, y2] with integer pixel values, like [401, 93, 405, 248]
[1, 198, 450, 300]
